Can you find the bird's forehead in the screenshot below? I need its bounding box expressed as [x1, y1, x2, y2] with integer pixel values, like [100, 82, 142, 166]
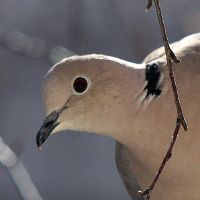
[48, 57, 105, 80]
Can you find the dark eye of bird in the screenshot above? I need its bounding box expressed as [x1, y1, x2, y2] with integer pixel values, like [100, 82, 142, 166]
[73, 77, 88, 93]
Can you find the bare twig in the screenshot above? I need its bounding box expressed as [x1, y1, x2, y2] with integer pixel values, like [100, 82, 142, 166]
[139, 0, 188, 199]
[154, 0, 188, 131]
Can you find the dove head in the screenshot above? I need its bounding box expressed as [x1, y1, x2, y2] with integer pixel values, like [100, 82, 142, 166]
[36, 54, 146, 148]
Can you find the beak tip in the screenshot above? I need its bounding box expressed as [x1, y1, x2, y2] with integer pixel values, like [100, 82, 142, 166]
[36, 132, 45, 149]
[36, 136, 41, 149]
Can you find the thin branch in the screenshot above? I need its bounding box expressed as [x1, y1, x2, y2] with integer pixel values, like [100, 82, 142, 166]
[139, 0, 188, 199]
[154, 0, 188, 130]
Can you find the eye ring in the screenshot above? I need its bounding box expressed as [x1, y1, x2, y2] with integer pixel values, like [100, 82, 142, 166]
[72, 76, 91, 94]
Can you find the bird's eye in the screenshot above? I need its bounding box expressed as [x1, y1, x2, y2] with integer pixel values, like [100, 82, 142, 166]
[73, 77, 88, 94]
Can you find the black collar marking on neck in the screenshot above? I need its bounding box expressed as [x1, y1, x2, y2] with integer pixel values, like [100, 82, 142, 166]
[144, 63, 162, 99]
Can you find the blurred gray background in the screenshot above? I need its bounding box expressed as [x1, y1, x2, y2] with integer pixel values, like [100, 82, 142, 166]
[0, 0, 200, 200]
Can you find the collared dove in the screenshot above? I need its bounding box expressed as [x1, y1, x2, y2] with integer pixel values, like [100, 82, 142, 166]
[36, 33, 200, 200]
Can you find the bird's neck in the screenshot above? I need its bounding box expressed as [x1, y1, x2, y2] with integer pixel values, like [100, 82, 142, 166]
[107, 67, 179, 188]
[104, 64, 176, 151]
[114, 85, 177, 159]
[113, 63, 200, 198]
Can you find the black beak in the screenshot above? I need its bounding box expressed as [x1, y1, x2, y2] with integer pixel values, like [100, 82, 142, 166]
[36, 111, 60, 148]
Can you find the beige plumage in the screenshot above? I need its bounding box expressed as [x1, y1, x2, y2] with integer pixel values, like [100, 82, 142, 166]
[37, 33, 200, 200]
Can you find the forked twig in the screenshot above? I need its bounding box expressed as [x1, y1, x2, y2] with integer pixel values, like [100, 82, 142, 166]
[138, 0, 188, 199]
[152, 0, 187, 130]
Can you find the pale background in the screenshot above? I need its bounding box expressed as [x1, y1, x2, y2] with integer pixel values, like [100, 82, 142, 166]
[0, 0, 200, 200]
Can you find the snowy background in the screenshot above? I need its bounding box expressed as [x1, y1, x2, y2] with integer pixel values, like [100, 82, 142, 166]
[0, 0, 200, 199]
